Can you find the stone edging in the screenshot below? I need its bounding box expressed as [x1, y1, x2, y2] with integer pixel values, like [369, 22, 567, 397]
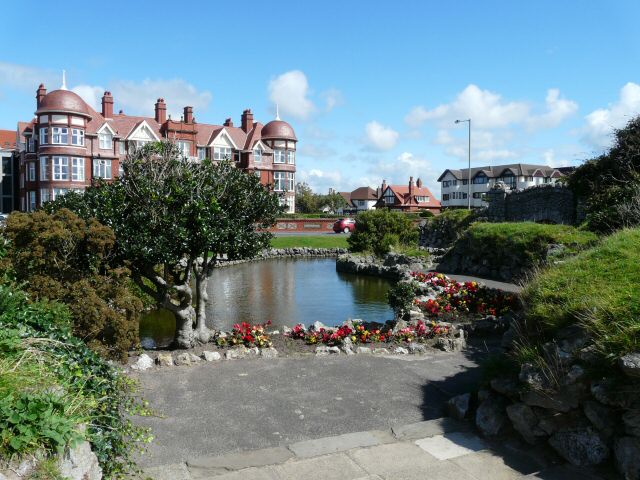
[217, 248, 348, 267]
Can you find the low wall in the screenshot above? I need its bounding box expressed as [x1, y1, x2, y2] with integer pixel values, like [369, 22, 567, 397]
[485, 185, 576, 224]
[266, 218, 338, 233]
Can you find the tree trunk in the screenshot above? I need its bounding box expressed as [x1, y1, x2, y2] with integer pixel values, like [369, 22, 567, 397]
[194, 273, 212, 343]
[173, 304, 196, 349]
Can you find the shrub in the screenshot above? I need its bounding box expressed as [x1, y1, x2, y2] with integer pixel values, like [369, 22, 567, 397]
[387, 282, 417, 317]
[348, 209, 419, 257]
[419, 210, 435, 218]
[3, 209, 143, 361]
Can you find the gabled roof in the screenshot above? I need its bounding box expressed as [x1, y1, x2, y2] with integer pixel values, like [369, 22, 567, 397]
[377, 184, 440, 208]
[438, 163, 569, 182]
[0, 129, 17, 150]
[339, 191, 352, 205]
[350, 186, 377, 201]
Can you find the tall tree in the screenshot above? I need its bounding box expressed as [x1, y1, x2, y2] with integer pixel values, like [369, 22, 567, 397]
[295, 182, 319, 213]
[49, 141, 282, 347]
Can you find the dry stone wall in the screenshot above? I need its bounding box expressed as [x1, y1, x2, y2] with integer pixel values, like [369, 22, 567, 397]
[484, 184, 577, 224]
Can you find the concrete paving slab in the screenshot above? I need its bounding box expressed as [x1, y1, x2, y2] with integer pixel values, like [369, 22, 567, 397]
[288, 430, 394, 458]
[347, 442, 438, 477]
[187, 446, 294, 471]
[378, 460, 479, 480]
[415, 431, 488, 460]
[200, 466, 280, 480]
[141, 462, 192, 480]
[523, 464, 608, 480]
[391, 418, 470, 440]
[272, 453, 367, 480]
[451, 450, 531, 479]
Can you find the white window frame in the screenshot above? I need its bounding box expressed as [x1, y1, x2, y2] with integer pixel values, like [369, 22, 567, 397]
[52, 188, 69, 201]
[274, 149, 285, 164]
[287, 150, 295, 164]
[93, 159, 112, 179]
[53, 156, 69, 181]
[99, 132, 113, 150]
[40, 188, 51, 204]
[383, 190, 395, 205]
[40, 157, 49, 181]
[28, 191, 36, 212]
[254, 147, 262, 162]
[28, 162, 36, 181]
[71, 129, 84, 146]
[27, 138, 34, 151]
[274, 171, 286, 191]
[118, 141, 126, 154]
[287, 172, 295, 192]
[52, 127, 69, 145]
[177, 140, 191, 157]
[39, 128, 48, 145]
[197, 147, 207, 160]
[415, 196, 429, 203]
[214, 146, 232, 161]
[72, 158, 84, 181]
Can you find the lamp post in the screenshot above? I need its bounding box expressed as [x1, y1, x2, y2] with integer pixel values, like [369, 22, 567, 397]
[454, 119, 471, 210]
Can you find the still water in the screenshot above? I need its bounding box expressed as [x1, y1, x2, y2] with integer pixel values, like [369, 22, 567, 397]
[140, 258, 394, 348]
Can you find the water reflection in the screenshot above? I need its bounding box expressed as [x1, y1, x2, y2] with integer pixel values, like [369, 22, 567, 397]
[141, 258, 394, 348]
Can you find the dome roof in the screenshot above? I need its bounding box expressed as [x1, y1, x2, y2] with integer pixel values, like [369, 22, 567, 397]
[261, 120, 297, 141]
[35, 89, 92, 118]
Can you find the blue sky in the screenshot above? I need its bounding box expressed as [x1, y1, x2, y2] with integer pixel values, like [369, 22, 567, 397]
[1, 0, 639, 196]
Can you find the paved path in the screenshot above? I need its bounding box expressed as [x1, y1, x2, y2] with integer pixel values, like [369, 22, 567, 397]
[138, 418, 608, 480]
[133, 342, 494, 469]
[442, 273, 523, 293]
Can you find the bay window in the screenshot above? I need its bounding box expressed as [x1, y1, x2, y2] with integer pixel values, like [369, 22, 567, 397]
[28, 162, 36, 181]
[28, 191, 36, 212]
[71, 129, 84, 146]
[52, 156, 69, 180]
[93, 159, 112, 179]
[214, 146, 232, 161]
[40, 189, 51, 204]
[274, 172, 294, 192]
[274, 149, 285, 163]
[99, 132, 113, 149]
[287, 150, 295, 164]
[40, 157, 49, 181]
[52, 127, 68, 145]
[72, 158, 84, 181]
[52, 188, 69, 200]
[39, 128, 48, 145]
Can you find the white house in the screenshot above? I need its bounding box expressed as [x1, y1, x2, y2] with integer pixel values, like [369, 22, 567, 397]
[438, 164, 573, 208]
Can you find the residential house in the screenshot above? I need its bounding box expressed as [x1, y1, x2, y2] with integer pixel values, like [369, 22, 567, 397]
[338, 187, 378, 213]
[0, 129, 18, 214]
[375, 177, 441, 214]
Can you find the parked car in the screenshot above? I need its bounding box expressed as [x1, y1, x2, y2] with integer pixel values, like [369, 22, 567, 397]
[333, 218, 356, 233]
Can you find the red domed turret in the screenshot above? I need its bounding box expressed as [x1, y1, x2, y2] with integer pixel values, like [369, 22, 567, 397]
[35, 90, 92, 118]
[261, 119, 297, 141]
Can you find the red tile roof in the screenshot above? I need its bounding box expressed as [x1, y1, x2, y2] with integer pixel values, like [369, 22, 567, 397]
[350, 187, 377, 200]
[384, 184, 441, 208]
[0, 129, 17, 149]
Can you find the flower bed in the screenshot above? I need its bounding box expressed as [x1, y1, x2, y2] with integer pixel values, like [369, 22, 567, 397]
[411, 272, 518, 318]
[216, 321, 273, 348]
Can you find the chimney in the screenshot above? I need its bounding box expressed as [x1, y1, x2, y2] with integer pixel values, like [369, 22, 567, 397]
[382, 179, 387, 192]
[241, 109, 254, 133]
[416, 178, 423, 188]
[155, 98, 167, 124]
[101, 91, 114, 118]
[409, 176, 415, 196]
[223, 118, 234, 127]
[36, 84, 47, 108]
[183, 106, 193, 124]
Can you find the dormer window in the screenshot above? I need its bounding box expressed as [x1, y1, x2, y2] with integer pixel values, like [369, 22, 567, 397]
[415, 196, 429, 203]
[254, 147, 263, 162]
[71, 129, 84, 146]
[472, 173, 488, 184]
[383, 189, 395, 205]
[99, 132, 113, 149]
[214, 146, 232, 161]
[52, 127, 68, 145]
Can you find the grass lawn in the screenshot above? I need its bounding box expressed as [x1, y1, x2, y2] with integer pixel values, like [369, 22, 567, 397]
[270, 235, 349, 249]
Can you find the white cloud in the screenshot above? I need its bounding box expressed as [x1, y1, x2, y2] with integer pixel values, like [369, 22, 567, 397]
[365, 121, 399, 150]
[298, 143, 336, 159]
[372, 152, 440, 195]
[298, 168, 343, 193]
[72, 85, 105, 111]
[584, 82, 640, 148]
[321, 88, 344, 112]
[407, 84, 530, 129]
[527, 88, 578, 130]
[0, 62, 58, 93]
[269, 70, 316, 120]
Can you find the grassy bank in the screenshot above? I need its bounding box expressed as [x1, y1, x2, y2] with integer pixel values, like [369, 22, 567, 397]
[521, 227, 640, 361]
[270, 234, 349, 249]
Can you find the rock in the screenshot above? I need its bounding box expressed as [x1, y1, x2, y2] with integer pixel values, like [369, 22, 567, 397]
[356, 346, 371, 354]
[372, 348, 390, 355]
[327, 346, 341, 354]
[506, 403, 545, 444]
[477, 389, 492, 403]
[394, 347, 409, 355]
[225, 347, 248, 360]
[175, 352, 194, 366]
[591, 379, 632, 408]
[501, 323, 518, 349]
[519, 363, 546, 389]
[583, 400, 617, 438]
[619, 353, 640, 378]
[392, 319, 408, 334]
[490, 376, 520, 398]
[447, 393, 470, 420]
[548, 427, 609, 466]
[131, 354, 154, 371]
[156, 353, 174, 367]
[202, 351, 222, 362]
[313, 321, 328, 331]
[189, 353, 201, 363]
[476, 396, 508, 436]
[247, 347, 260, 356]
[315, 346, 340, 356]
[58, 439, 102, 480]
[434, 333, 466, 352]
[407, 343, 426, 354]
[260, 347, 278, 359]
[564, 364, 586, 385]
[623, 409, 640, 437]
[282, 326, 292, 335]
[615, 436, 640, 480]
[521, 384, 585, 412]
[536, 409, 585, 436]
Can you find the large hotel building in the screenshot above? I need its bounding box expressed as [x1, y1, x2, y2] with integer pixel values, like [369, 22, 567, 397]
[7, 82, 297, 213]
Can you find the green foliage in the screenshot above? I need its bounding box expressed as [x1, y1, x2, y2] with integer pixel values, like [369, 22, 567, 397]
[521, 227, 640, 363]
[387, 282, 417, 316]
[569, 115, 640, 232]
[419, 210, 435, 218]
[348, 209, 419, 257]
[294, 182, 348, 214]
[270, 235, 349, 249]
[0, 284, 150, 477]
[3, 209, 143, 361]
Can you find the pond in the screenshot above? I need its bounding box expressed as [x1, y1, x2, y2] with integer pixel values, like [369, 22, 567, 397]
[140, 258, 394, 348]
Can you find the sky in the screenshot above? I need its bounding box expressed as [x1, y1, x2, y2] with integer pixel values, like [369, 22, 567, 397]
[1, 0, 639, 198]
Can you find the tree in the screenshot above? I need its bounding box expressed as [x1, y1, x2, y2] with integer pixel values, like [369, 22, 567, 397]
[49, 141, 283, 347]
[3, 209, 143, 360]
[295, 182, 319, 213]
[319, 190, 348, 214]
[348, 209, 419, 257]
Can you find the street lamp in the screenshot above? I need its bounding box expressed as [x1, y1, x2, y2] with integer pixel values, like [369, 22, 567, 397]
[454, 119, 471, 210]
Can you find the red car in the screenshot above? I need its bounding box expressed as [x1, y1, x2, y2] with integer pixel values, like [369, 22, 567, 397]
[333, 218, 356, 233]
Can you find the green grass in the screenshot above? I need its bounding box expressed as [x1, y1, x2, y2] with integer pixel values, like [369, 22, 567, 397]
[270, 235, 349, 249]
[522, 227, 640, 362]
[467, 222, 598, 259]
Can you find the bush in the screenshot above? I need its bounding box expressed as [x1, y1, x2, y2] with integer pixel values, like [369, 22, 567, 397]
[3, 209, 143, 361]
[387, 282, 417, 317]
[419, 210, 435, 218]
[348, 209, 419, 257]
[0, 285, 149, 477]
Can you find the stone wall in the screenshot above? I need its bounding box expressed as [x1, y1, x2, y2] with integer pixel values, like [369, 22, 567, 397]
[336, 252, 433, 281]
[485, 184, 576, 225]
